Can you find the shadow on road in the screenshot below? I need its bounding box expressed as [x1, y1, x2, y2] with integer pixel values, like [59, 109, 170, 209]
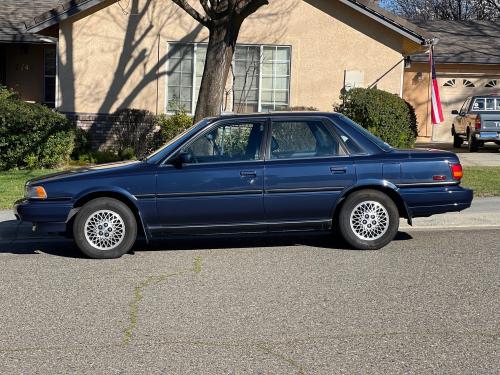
[0, 218, 413, 258]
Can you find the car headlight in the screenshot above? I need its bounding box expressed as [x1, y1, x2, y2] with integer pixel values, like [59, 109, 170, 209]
[25, 185, 47, 199]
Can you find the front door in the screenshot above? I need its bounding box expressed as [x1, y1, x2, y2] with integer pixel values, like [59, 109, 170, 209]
[264, 117, 356, 228]
[154, 118, 266, 232]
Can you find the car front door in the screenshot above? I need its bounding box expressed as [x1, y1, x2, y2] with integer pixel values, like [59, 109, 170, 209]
[263, 117, 356, 229]
[153, 118, 266, 233]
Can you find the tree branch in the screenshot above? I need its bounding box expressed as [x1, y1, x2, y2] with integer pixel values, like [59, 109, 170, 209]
[171, 0, 211, 26]
[236, 0, 269, 19]
[200, 0, 216, 18]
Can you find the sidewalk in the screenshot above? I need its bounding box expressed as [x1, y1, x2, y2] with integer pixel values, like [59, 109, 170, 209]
[416, 142, 500, 167]
[1, 197, 499, 242]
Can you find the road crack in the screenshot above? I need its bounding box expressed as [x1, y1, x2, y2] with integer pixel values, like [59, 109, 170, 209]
[122, 256, 202, 345]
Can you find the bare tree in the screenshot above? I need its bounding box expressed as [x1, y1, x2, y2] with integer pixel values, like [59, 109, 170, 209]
[381, 0, 499, 20]
[171, 0, 269, 122]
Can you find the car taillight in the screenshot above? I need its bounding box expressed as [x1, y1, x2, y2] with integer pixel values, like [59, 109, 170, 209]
[475, 115, 481, 130]
[450, 163, 463, 180]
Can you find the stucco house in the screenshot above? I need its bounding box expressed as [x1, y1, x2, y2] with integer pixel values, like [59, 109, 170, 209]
[3, 0, 496, 146]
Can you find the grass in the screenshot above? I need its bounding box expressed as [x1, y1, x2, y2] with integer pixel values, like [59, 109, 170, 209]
[0, 169, 63, 209]
[462, 167, 500, 197]
[0, 166, 498, 210]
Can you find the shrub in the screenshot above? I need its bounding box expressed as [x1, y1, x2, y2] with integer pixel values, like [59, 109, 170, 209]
[110, 108, 158, 158]
[0, 87, 74, 170]
[75, 151, 121, 165]
[334, 88, 417, 148]
[72, 127, 92, 159]
[155, 107, 193, 144]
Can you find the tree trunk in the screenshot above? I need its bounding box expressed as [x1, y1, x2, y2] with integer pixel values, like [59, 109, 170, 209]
[194, 21, 241, 122]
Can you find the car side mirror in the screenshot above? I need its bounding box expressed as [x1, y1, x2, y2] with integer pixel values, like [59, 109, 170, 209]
[451, 110, 459, 115]
[171, 151, 192, 169]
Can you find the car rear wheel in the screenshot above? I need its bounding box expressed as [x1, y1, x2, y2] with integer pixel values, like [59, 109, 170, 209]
[468, 132, 479, 152]
[453, 133, 463, 148]
[73, 198, 137, 259]
[338, 190, 399, 250]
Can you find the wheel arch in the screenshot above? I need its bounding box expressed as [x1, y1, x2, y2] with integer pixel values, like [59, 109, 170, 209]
[69, 189, 150, 242]
[332, 182, 412, 226]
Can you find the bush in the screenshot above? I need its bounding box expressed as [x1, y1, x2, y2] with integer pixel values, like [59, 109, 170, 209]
[155, 108, 193, 144]
[0, 87, 74, 170]
[111, 108, 158, 158]
[334, 88, 417, 149]
[72, 127, 92, 159]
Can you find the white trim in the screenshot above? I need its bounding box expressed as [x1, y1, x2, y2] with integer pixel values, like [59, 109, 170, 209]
[55, 40, 60, 109]
[399, 58, 404, 98]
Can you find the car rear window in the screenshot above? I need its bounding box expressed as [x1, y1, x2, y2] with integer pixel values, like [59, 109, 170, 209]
[335, 115, 392, 152]
[471, 97, 500, 111]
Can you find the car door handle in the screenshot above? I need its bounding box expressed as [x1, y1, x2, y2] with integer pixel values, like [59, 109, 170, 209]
[330, 167, 347, 174]
[240, 170, 257, 178]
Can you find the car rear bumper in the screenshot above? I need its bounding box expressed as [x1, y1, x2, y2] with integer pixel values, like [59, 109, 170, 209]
[474, 131, 500, 142]
[399, 185, 473, 218]
[14, 199, 74, 232]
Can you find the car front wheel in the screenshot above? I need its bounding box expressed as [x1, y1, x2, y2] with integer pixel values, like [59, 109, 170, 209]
[338, 190, 399, 250]
[73, 198, 137, 259]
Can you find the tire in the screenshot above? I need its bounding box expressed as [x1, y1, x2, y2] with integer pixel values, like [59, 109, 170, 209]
[468, 132, 479, 152]
[453, 133, 463, 148]
[338, 190, 399, 250]
[73, 198, 137, 259]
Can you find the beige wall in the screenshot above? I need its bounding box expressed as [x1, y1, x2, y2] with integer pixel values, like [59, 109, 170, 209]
[57, 0, 423, 114]
[4, 43, 51, 103]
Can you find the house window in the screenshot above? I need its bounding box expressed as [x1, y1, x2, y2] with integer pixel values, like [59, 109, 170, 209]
[443, 79, 455, 87]
[485, 80, 497, 88]
[463, 79, 475, 88]
[166, 43, 291, 114]
[43, 48, 56, 108]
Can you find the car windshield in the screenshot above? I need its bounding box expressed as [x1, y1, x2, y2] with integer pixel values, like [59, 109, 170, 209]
[145, 118, 212, 161]
[336, 115, 392, 152]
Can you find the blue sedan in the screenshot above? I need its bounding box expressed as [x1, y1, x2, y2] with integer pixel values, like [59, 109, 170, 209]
[15, 113, 473, 258]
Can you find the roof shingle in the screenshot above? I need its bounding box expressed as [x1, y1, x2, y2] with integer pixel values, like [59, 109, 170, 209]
[412, 20, 500, 65]
[0, 0, 61, 42]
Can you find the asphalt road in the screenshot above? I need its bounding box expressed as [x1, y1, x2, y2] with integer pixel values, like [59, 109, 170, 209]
[0, 229, 498, 374]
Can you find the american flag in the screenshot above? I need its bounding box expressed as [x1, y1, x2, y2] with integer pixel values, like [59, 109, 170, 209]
[429, 46, 444, 124]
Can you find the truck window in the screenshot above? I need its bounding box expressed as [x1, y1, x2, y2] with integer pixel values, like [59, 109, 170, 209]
[472, 98, 485, 111]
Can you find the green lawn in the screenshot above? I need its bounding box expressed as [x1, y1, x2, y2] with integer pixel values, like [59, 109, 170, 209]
[0, 169, 63, 209]
[462, 167, 500, 197]
[0, 166, 498, 210]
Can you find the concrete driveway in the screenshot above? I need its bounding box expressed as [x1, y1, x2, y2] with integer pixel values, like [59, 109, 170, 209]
[417, 142, 500, 167]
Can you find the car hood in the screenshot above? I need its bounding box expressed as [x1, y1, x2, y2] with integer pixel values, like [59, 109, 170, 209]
[28, 160, 141, 185]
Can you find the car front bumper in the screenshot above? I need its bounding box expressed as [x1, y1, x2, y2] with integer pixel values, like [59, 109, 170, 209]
[399, 185, 473, 218]
[14, 199, 75, 233]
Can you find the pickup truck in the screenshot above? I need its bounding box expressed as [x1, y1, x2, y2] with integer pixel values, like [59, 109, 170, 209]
[451, 95, 500, 152]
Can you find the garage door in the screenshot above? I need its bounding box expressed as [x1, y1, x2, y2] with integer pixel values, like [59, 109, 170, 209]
[433, 77, 499, 142]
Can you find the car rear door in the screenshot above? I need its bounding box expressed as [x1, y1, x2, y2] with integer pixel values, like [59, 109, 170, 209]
[153, 118, 267, 232]
[263, 116, 356, 229]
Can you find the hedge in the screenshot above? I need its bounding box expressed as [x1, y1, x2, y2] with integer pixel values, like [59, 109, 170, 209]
[0, 87, 74, 170]
[335, 88, 417, 149]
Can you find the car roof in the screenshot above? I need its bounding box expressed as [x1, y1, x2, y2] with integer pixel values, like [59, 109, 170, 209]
[214, 111, 341, 120]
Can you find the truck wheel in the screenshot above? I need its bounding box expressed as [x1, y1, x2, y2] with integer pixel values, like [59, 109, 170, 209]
[468, 133, 479, 152]
[453, 134, 463, 148]
[338, 190, 399, 250]
[73, 198, 137, 259]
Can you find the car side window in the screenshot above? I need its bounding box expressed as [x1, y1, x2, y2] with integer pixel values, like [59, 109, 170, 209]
[270, 120, 342, 159]
[182, 121, 264, 164]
